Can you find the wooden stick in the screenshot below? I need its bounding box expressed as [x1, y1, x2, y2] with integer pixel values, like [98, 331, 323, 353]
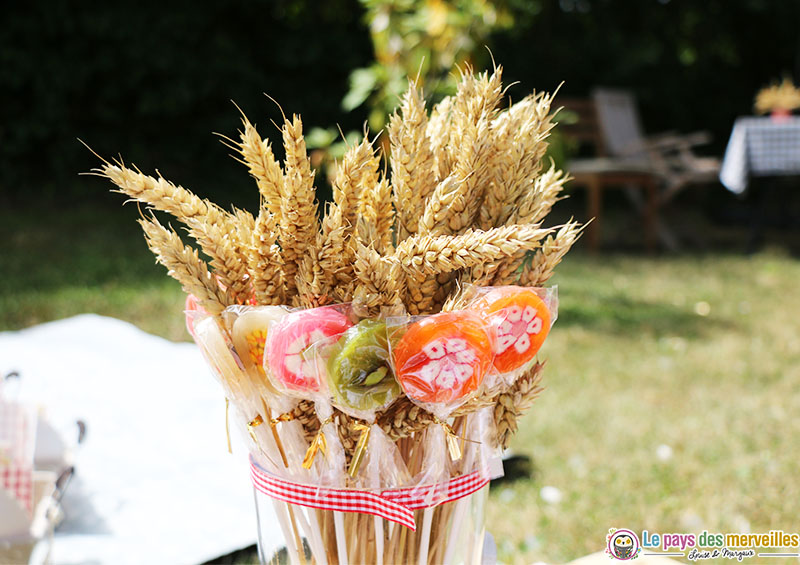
[287, 504, 308, 565]
[417, 507, 434, 565]
[273, 500, 301, 565]
[397, 520, 408, 564]
[374, 516, 384, 565]
[333, 511, 348, 565]
[294, 504, 326, 565]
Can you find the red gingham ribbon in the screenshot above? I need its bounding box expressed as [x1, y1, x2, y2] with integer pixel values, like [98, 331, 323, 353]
[250, 459, 490, 531]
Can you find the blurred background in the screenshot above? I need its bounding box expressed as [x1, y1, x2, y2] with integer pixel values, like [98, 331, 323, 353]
[2, 1, 800, 563]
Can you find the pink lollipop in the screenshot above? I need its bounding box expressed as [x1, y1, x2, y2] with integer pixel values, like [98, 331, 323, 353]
[266, 307, 354, 394]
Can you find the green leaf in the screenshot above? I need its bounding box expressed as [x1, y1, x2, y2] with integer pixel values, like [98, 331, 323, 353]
[342, 67, 379, 111]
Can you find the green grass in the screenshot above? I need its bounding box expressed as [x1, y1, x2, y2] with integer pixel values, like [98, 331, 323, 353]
[4, 202, 800, 564]
[490, 250, 800, 563]
[1, 200, 189, 341]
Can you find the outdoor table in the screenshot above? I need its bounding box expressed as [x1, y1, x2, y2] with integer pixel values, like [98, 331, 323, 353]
[719, 116, 800, 194]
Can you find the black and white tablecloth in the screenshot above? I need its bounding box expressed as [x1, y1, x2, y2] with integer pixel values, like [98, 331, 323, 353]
[720, 116, 800, 194]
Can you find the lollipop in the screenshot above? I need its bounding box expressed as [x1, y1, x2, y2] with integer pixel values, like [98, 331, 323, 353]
[230, 306, 289, 391]
[327, 319, 401, 415]
[469, 287, 552, 374]
[266, 307, 354, 394]
[392, 310, 493, 405]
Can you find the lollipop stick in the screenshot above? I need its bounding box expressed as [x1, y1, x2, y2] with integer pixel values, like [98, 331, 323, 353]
[443, 414, 478, 564]
[287, 504, 308, 565]
[333, 511, 348, 565]
[293, 504, 326, 565]
[262, 398, 289, 467]
[306, 506, 328, 565]
[273, 500, 301, 565]
[417, 507, 434, 565]
[374, 516, 384, 565]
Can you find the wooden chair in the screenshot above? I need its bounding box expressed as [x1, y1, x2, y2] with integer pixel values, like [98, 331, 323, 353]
[562, 89, 720, 252]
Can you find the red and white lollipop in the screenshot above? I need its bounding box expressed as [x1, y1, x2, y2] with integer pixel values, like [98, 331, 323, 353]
[265, 307, 354, 394]
[469, 286, 552, 374]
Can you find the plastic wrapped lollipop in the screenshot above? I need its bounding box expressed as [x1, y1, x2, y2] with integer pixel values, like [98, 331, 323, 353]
[388, 309, 494, 486]
[224, 305, 316, 473]
[189, 313, 290, 471]
[265, 306, 354, 394]
[184, 294, 208, 339]
[264, 305, 353, 482]
[327, 319, 402, 418]
[467, 285, 557, 387]
[229, 305, 289, 394]
[388, 310, 495, 564]
[319, 319, 409, 565]
[390, 310, 494, 406]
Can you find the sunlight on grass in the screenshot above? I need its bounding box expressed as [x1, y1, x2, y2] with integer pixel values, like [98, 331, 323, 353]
[489, 252, 800, 564]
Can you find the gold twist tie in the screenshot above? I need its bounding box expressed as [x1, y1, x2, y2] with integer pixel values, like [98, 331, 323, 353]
[247, 414, 265, 448]
[432, 416, 479, 461]
[302, 417, 332, 469]
[269, 412, 296, 426]
[347, 423, 371, 478]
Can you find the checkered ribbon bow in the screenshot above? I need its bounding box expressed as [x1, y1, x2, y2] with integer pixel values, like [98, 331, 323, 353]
[250, 459, 490, 531]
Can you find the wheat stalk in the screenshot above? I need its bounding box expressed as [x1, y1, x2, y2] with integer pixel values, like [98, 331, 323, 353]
[480, 92, 557, 230]
[352, 240, 404, 317]
[138, 216, 231, 314]
[236, 117, 284, 220]
[518, 220, 584, 287]
[494, 362, 545, 449]
[101, 163, 252, 302]
[279, 115, 318, 298]
[357, 176, 394, 255]
[393, 224, 552, 281]
[248, 209, 286, 305]
[389, 83, 436, 240]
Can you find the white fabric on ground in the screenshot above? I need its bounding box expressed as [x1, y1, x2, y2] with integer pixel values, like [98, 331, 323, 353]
[0, 314, 283, 565]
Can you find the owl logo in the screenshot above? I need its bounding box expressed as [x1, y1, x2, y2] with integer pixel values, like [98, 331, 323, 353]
[606, 528, 641, 561]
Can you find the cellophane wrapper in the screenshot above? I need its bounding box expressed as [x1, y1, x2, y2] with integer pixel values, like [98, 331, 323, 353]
[189, 304, 503, 565]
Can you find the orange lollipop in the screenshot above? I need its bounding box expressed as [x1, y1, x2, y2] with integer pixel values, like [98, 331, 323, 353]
[470, 287, 551, 373]
[393, 311, 493, 405]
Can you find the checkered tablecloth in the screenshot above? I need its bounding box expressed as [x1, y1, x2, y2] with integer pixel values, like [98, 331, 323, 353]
[0, 399, 35, 514]
[720, 116, 800, 194]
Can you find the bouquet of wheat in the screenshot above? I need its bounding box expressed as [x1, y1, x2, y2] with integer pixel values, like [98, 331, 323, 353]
[97, 65, 580, 565]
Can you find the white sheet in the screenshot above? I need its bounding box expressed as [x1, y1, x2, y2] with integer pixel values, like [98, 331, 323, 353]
[0, 314, 283, 565]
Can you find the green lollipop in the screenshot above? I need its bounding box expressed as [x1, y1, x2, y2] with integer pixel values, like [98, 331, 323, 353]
[328, 319, 401, 414]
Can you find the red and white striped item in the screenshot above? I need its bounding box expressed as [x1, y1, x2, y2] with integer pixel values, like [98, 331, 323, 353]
[0, 400, 35, 514]
[250, 459, 490, 531]
[0, 463, 33, 513]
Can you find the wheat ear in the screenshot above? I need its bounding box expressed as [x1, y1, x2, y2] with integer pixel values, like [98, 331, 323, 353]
[236, 116, 284, 221]
[389, 82, 436, 240]
[138, 216, 231, 314]
[101, 163, 252, 302]
[279, 115, 318, 298]
[518, 220, 584, 287]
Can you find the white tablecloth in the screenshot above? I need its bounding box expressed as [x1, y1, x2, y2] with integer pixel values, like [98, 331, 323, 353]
[719, 116, 800, 194]
[0, 315, 284, 565]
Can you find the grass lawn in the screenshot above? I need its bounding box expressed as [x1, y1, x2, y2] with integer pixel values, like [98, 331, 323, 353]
[3, 200, 800, 564]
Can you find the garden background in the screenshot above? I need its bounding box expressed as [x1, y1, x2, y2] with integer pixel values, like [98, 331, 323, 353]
[2, 1, 800, 563]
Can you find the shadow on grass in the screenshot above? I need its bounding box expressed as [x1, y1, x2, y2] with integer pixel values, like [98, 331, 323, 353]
[557, 293, 731, 338]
